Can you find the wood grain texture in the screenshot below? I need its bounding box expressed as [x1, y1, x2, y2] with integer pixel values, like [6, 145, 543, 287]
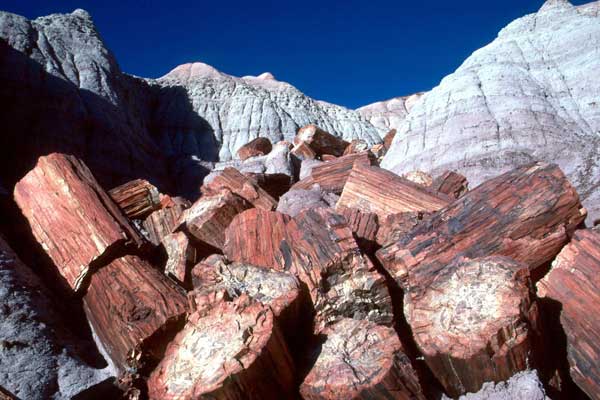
[342, 139, 369, 155]
[406, 256, 538, 397]
[375, 211, 431, 247]
[538, 228, 600, 399]
[383, 129, 396, 150]
[201, 167, 278, 211]
[147, 295, 296, 400]
[295, 125, 349, 157]
[431, 170, 469, 199]
[300, 318, 425, 400]
[236, 137, 272, 160]
[337, 164, 451, 219]
[13, 153, 143, 291]
[336, 206, 379, 254]
[83, 255, 188, 373]
[143, 197, 190, 246]
[292, 151, 375, 194]
[108, 179, 162, 219]
[162, 231, 197, 287]
[376, 162, 587, 290]
[290, 141, 317, 161]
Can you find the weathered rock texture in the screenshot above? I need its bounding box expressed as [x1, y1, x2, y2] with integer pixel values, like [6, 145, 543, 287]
[443, 370, 548, 400]
[236, 137, 272, 160]
[300, 318, 425, 400]
[108, 179, 161, 219]
[538, 228, 600, 399]
[0, 236, 111, 399]
[357, 93, 425, 132]
[380, 0, 600, 224]
[276, 187, 339, 217]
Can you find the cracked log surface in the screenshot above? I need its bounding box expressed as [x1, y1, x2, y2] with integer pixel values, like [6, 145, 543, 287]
[295, 124, 350, 157]
[336, 206, 379, 254]
[147, 295, 296, 400]
[375, 211, 431, 247]
[431, 171, 469, 199]
[292, 151, 375, 193]
[236, 137, 273, 160]
[377, 162, 587, 288]
[223, 208, 290, 271]
[83, 255, 187, 374]
[143, 197, 190, 245]
[406, 256, 538, 397]
[538, 228, 600, 399]
[337, 164, 451, 219]
[300, 318, 425, 400]
[176, 190, 251, 251]
[108, 179, 162, 219]
[201, 167, 278, 211]
[162, 231, 197, 287]
[13, 153, 143, 292]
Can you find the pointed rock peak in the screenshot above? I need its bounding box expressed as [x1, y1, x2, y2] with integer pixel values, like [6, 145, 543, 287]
[257, 72, 276, 80]
[539, 0, 573, 12]
[71, 9, 92, 20]
[161, 62, 226, 81]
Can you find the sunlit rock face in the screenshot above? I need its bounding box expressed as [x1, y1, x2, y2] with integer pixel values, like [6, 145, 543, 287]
[357, 92, 425, 132]
[382, 0, 600, 224]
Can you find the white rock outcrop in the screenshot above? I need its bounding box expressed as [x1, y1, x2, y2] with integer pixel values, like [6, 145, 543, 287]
[357, 92, 424, 132]
[381, 0, 600, 224]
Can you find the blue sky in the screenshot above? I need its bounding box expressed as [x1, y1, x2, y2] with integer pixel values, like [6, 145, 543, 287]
[2, 0, 590, 108]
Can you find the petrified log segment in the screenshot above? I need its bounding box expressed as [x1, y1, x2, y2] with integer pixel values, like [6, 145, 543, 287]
[143, 197, 190, 245]
[223, 208, 290, 271]
[376, 162, 587, 287]
[291, 140, 317, 161]
[295, 124, 349, 157]
[538, 229, 600, 399]
[342, 139, 369, 155]
[300, 318, 425, 400]
[321, 154, 337, 162]
[245, 172, 292, 199]
[162, 231, 197, 286]
[405, 256, 538, 397]
[292, 151, 375, 193]
[189, 255, 303, 341]
[285, 208, 393, 331]
[432, 170, 468, 199]
[370, 143, 386, 159]
[13, 153, 143, 291]
[236, 137, 272, 160]
[336, 206, 379, 253]
[375, 211, 431, 247]
[402, 171, 433, 187]
[108, 179, 161, 219]
[383, 128, 397, 150]
[83, 255, 187, 373]
[337, 164, 450, 219]
[176, 190, 251, 251]
[147, 296, 296, 400]
[201, 167, 277, 211]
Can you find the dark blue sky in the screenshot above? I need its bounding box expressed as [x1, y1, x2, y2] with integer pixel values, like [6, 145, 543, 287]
[2, 0, 589, 108]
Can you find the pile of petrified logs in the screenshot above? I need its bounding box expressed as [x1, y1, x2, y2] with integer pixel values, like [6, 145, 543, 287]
[5, 124, 599, 400]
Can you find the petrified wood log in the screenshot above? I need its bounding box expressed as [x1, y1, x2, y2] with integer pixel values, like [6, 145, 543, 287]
[370, 143, 386, 159]
[201, 167, 277, 211]
[108, 179, 161, 220]
[285, 208, 393, 331]
[223, 208, 290, 271]
[295, 124, 349, 157]
[0, 386, 16, 400]
[336, 164, 450, 219]
[292, 151, 375, 194]
[342, 139, 369, 155]
[375, 211, 431, 247]
[13, 153, 143, 291]
[376, 162, 587, 287]
[321, 154, 337, 161]
[189, 255, 304, 343]
[291, 140, 317, 161]
[432, 170, 468, 199]
[537, 228, 600, 399]
[162, 231, 197, 287]
[236, 137, 273, 160]
[383, 128, 396, 150]
[147, 295, 296, 400]
[143, 197, 190, 246]
[300, 318, 425, 400]
[83, 255, 188, 374]
[336, 206, 379, 254]
[402, 171, 433, 187]
[405, 256, 539, 397]
[245, 172, 292, 199]
[176, 190, 251, 252]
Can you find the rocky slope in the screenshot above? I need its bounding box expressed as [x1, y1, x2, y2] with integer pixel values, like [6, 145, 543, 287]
[357, 92, 424, 132]
[380, 0, 600, 224]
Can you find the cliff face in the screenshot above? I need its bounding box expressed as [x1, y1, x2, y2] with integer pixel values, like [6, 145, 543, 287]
[380, 0, 600, 223]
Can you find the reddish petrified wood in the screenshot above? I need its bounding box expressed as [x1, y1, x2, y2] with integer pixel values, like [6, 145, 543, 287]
[147, 295, 296, 400]
[176, 190, 251, 251]
[406, 256, 539, 397]
[245, 172, 292, 200]
[375, 211, 431, 247]
[432, 170, 469, 199]
[291, 151, 375, 194]
[236, 137, 272, 160]
[285, 208, 393, 331]
[538, 229, 600, 399]
[201, 167, 278, 211]
[223, 208, 290, 271]
[342, 139, 369, 155]
[336, 206, 379, 254]
[83, 255, 187, 373]
[370, 143, 386, 159]
[383, 128, 396, 150]
[143, 197, 190, 245]
[402, 171, 433, 187]
[336, 164, 450, 219]
[108, 179, 162, 219]
[321, 154, 337, 162]
[0, 386, 16, 400]
[13, 153, 143, 291]
[376, 162, 587, 288]
[291, 140, 317, 161]
[300, 318, 425, 400]
[295, 125, 349, 157]
[162, 231, 197, 287]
